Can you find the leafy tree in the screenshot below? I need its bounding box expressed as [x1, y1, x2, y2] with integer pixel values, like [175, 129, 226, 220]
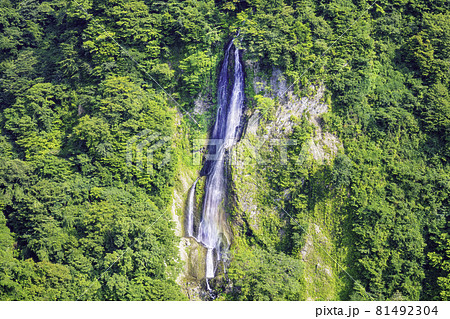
[226, 246, 304, 300]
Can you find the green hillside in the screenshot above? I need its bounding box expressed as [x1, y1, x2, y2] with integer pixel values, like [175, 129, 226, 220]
[0, 0, 448, 300]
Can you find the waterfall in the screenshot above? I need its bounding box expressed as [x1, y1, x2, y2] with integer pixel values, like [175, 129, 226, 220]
[198, 41, 244, 278]
[186, 177, 199, 238]
[198, 39, 244, 279]
[205, 248, 215, 278]
[186, 38, 244, 282]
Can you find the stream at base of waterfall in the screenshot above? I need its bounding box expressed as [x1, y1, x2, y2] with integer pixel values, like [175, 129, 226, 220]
[185, 39, 244, 290]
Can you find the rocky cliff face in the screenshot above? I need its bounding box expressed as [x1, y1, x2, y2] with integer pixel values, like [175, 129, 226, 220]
[172, 63, 343, 300]
[229, 65, 343, 300]
[231, 66, 340, 229]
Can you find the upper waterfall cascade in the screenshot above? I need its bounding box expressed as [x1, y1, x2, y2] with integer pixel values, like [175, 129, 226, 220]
[186, 39, 245, 281]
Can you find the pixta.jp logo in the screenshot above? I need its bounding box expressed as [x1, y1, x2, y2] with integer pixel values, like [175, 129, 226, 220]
[126, 130, 171, 174]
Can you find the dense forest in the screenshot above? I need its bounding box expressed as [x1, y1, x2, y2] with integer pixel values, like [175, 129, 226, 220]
[0, 0, 449, 300]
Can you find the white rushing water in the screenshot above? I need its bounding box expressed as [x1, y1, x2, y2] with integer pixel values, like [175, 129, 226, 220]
[187, 39, 244, 281]
[186, 177, 199, 238]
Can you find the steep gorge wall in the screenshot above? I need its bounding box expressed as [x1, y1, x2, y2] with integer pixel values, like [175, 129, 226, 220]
[171, 59, 347, 300]
[229, 64, 345, 300]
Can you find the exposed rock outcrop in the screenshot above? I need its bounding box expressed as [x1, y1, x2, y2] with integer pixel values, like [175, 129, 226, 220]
[229, 66, 342, 300]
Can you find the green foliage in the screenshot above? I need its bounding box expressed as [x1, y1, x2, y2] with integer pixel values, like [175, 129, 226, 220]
[428, 218, 450, 301]
[226, 0, 449, 302]
[0, 0, 185, 300]
[233, 2, 315, 74]
[0, 0, 449, 301]
[226, 246, 304, 300]
[254, 94, 276, 121]
[179, 50, 218, 96]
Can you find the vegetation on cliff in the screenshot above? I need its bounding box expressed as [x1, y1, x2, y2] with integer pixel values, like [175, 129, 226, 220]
[0, 0, 449, 300]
